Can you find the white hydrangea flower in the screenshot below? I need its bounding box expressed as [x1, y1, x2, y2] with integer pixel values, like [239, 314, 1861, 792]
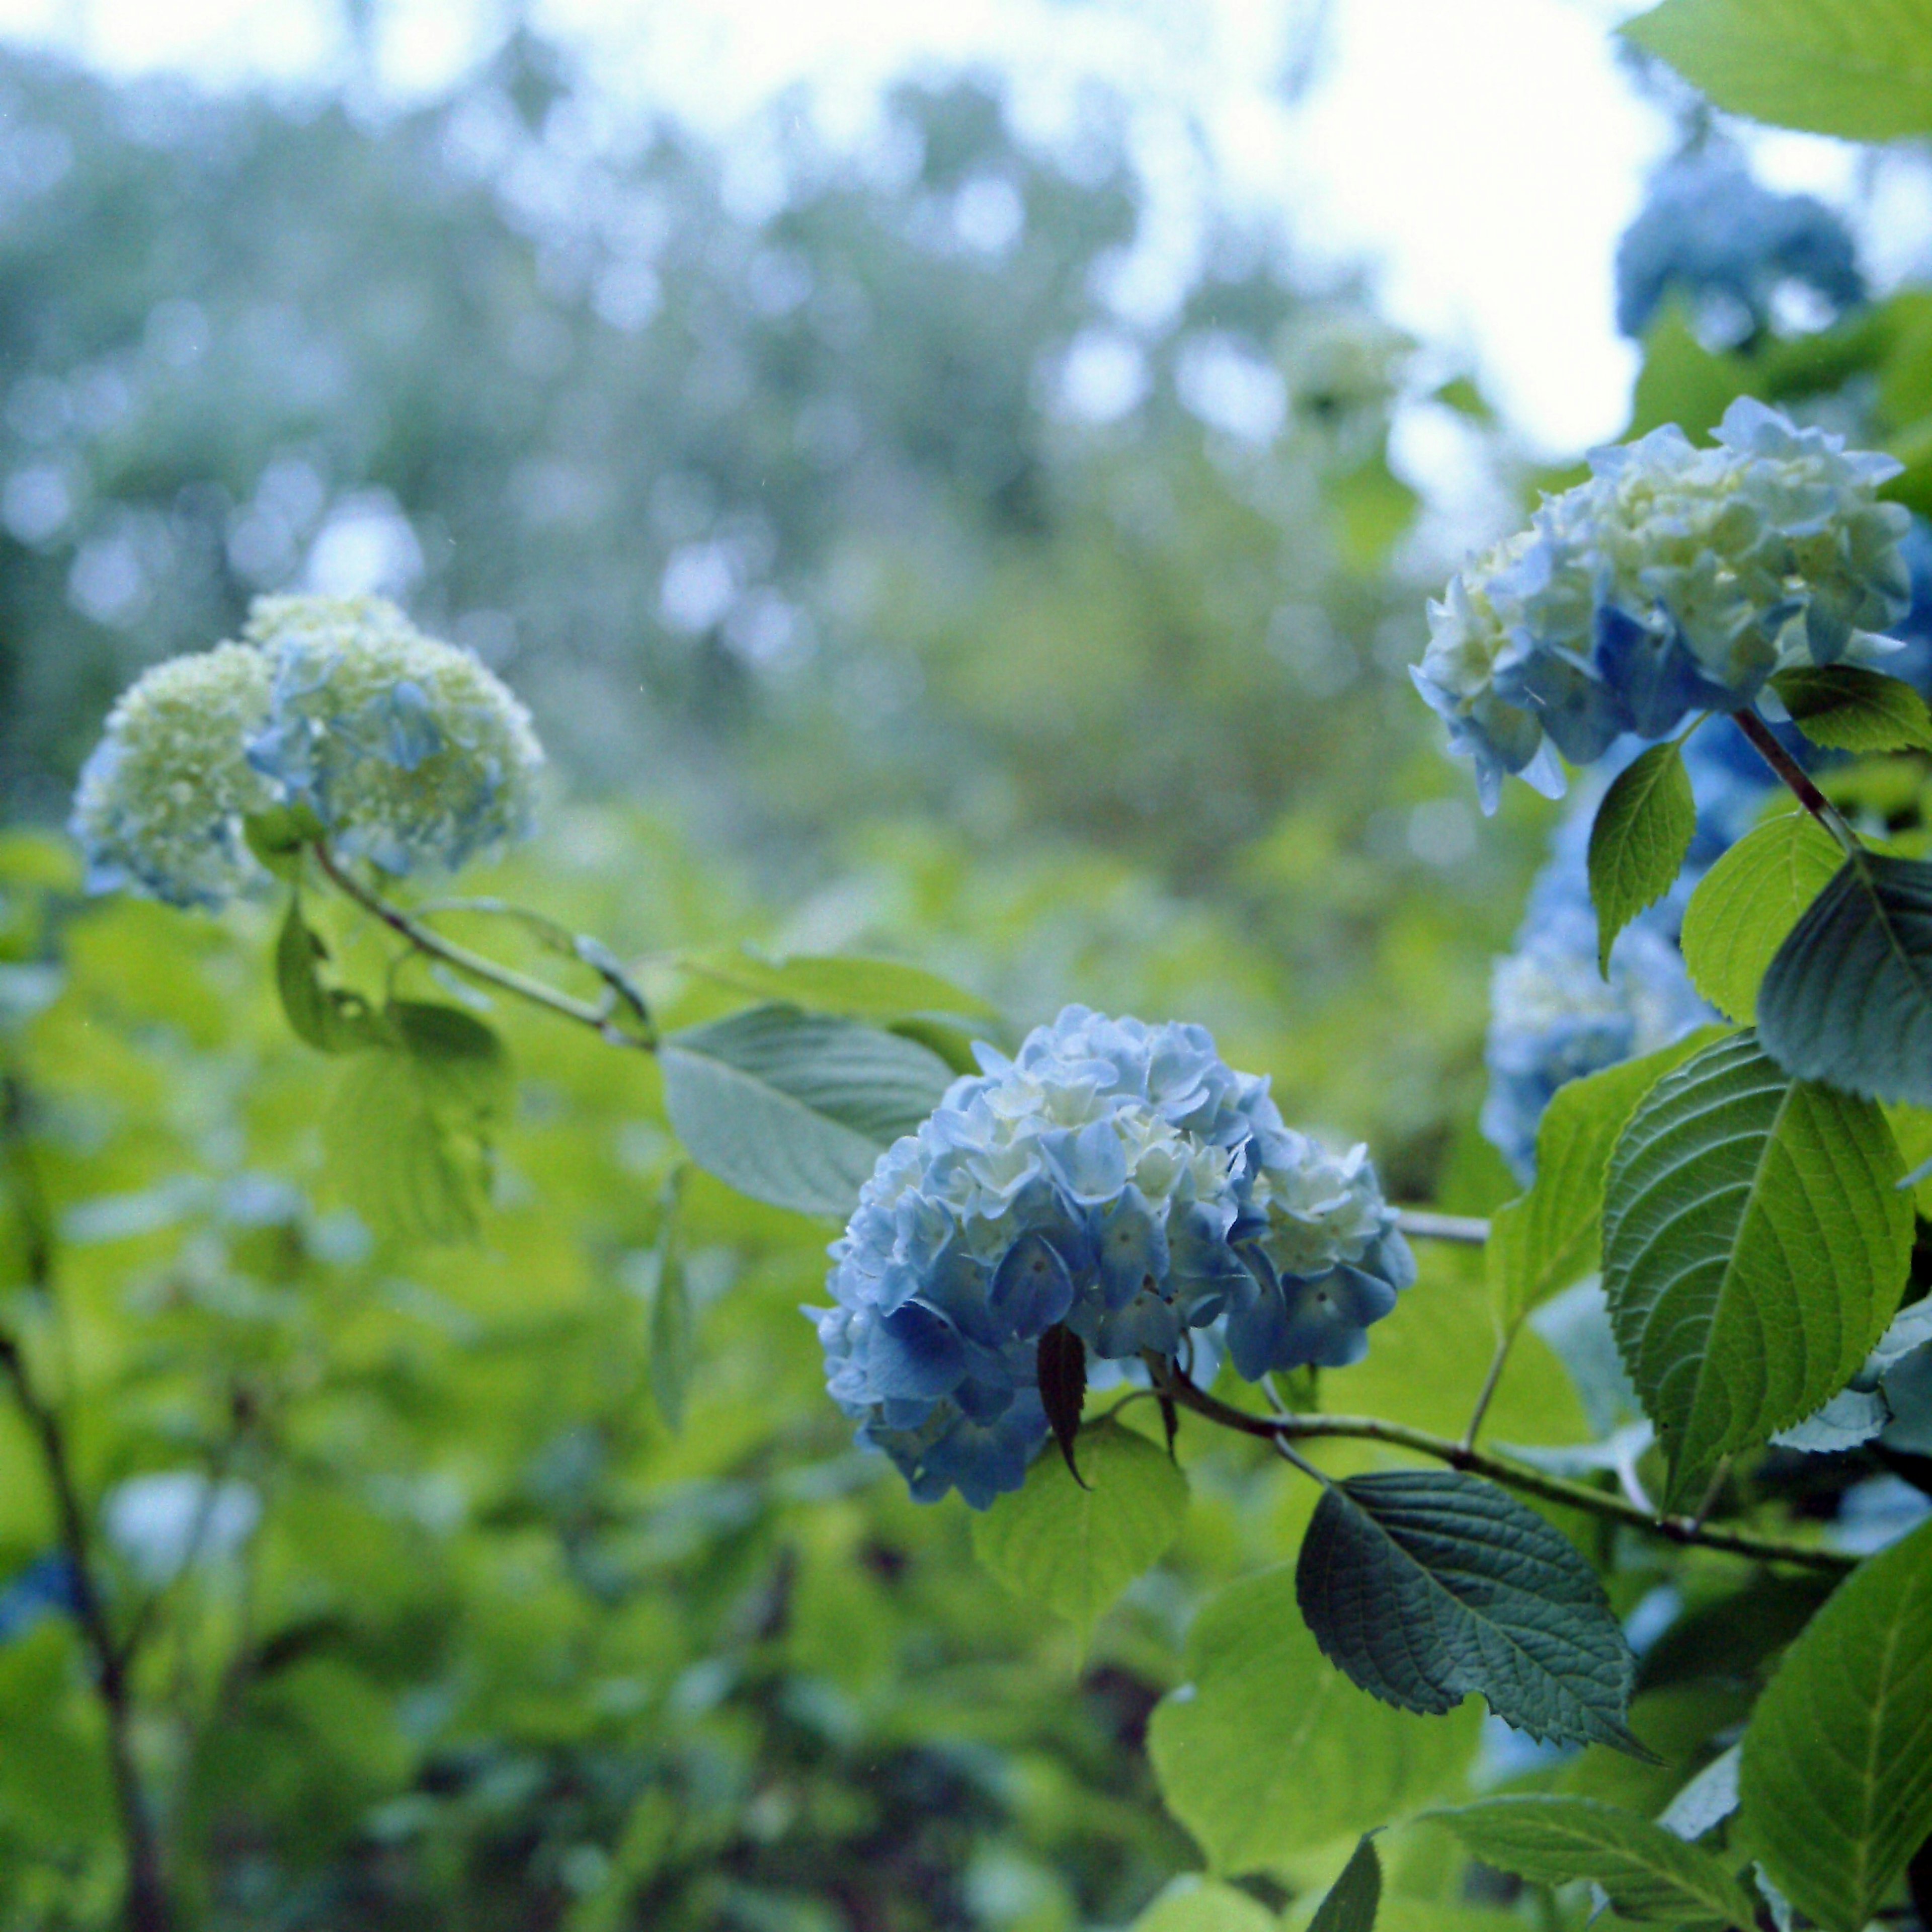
[69, 642, 277, 907]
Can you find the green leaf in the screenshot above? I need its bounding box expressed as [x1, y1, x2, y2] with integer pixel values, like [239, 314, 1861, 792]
[1426, 1795, 1758, 1927]
[676, 945, 998, 1021]
[1623, 0, 1932, 141]
[1758, 851, 1932, 1108]
[659, 1004, 953, 1218]
[646, 1198, 693, 1435]
[388, 999, 512, 1112]
[1307, 1834, 1381, 1932]
[1681, 808, 1844, 1024]
[1740, 1516, 1932, 1932]
[1130, 1878, 1278, 1932]
[1587, 743, 1696, 976]
[1601, 1032, 1911, 1506]
[1295, 1469, 1640, 1753]
[323, 1052, 487, 1244]
[1488, 1027, 1729, 1327]
[244, 803, 324, 881]
[1149, 1567, 1479, 1874]
[971, 1419, 1186, 1644]
[1773, 665, 1932, 756]
[274, 899, 379, 1054]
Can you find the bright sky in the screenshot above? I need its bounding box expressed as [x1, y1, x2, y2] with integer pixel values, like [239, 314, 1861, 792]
[0, 0, 1885, 456]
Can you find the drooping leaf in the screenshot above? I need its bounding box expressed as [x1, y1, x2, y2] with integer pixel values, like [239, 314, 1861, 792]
[1624, 0, 1932, 141]
[1758, 851, 1932, 1108]
[1295, 1469, 1640, 1753]
[1129, 1878, 1278, 1932]
[1587, 742, 1696, 975]
[388, 999, 512, 1111]
[1773, 665, 1932, 756]
[274, 899, 379, 1054]
[645, 1192, 693, 1435]
[1036, 1323, 1088, 1486]
[1307, 1834, 1381, 1932]
[1426, 1795, 1758, 1927]
[323, 1052, 486, 1244]
[675, 945, 998, 1021]
[1150, 1566, 1479, 1874]
[1487, 1027, 1728, 1327]
[1681, 808, 1844, 1024]
[971, 1419, 1186, 1643]
[1601, 1032, 1911, 1506]
[659, 1003, 953, 1218]
[1740, 1516, 1932, 1932]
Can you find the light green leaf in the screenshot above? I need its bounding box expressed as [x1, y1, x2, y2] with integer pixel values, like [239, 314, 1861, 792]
[1131, 1877, 1278, 1932]
[274, 899, 380, 1054]
[1681, 808, 1843, 1024]
[1425, 1794, 1758, 1927]
[1740, 1516, 1932, 1932]
[659, 1003, 953, 1218]
[1601, 1032, 1911, 1506]
[1296, 1470, 1639, 1752]
[1773, 665, 1932, 755]
[1488, 1027, 1729, 1327]
[1307, 1834, 1380, 1932]
[1758, 850, 1932, 1108]
[1149, 1567, 1479, 1874]
[1624, 0, 1932, 141]
[972, 1419, 1186, 1644]
[1587, 742, 1696, 975]
[676, 945, 998, 1021]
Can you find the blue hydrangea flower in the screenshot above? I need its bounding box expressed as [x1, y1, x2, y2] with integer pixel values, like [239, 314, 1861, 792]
[243, 596, 543, 875]
[69, 642, 279, 908]
[810, 1006, 1414, 1507]
[1616, 149, 1863, 344]
[1415, 399, 1912, 811]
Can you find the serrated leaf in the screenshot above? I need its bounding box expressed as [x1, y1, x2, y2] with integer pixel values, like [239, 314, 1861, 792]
[1758, 850, 1932, 1108]
[1295, 1469, 1640, 1753]
[274, 900, 379, 1054]
[1151, 1567, 1479, 1874]
[1426, 1795, 1757, 1927]
[1623, 0, 1932, 140]
[675, 945, 998, 1021]
[1130, 1878, 1278, 1932]
[1681, 808, 1843, 1024]
[1601, 1032, 1911, 1506]
[1774, 665, 1932, 755]
[971, 1419, 1186, 1644]
[1587, 743, 1696, 975]
[1740, 1517, 1932, 1932]
[1307, 1834, 1381, 1932]
[1487, 1027, 1729, 1327]
[1036, 1322, 1087, 1486]
[659, 1003, 952, 1218]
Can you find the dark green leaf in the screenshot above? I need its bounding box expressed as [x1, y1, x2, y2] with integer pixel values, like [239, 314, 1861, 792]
[1623, 0, 1932, 141]
[1681, 808, 1843, 1024]
[1773, 665, 1932, 755]
[388, 999, 511, 1112]
[1587, 743, 1695, 976]
[274, 899, 378, 1054]
[1307, 1834, 1381, 1932]
[1758, 851, 1932, 1108]
[1150, 1567, 1479, 1873]
[1740, 1516, 1932, 1932]
[971, 1419, 1186, 1642]
[1487, 1027, 1729, 1326]
[1601, 1032, 1911, 1506]
[1295, 1469, 1641, 1753]
[659, 1003, 952, 1218]
[1036, 1323, 1088, 1487]
[1426, 1794, 1758, 1926]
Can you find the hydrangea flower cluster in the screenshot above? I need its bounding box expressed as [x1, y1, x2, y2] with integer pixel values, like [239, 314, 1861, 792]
[811, 1006, 1414, 1507]
[1414, 399, 1912, 812]
[71, 595, 543, 907]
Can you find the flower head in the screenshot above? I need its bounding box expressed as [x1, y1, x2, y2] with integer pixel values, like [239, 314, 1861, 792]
[244, 595, 543, 875]
[69, 642, 277, 908]
[811, 1006, 1413, 1506]
[1415, 400, 1912, 810]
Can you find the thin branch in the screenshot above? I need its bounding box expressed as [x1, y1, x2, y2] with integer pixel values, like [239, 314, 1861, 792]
[1394, 1209, 1490, 1246]
[1732, 710, 1861, 857]
[1152, 1365, 1853, 1575]
[311, 843, 654, 1048]
[1461, 1331, 1513, 1454]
